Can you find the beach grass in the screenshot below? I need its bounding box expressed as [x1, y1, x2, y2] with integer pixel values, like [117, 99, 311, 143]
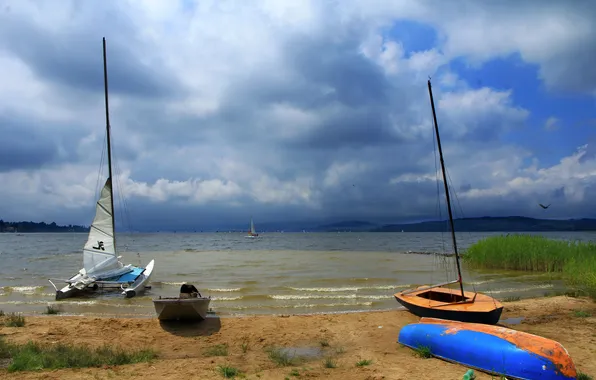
[356, 359, 373, 367]
[322, 357, 337, 368]
[463, 234, 596, 299]
[204, 344, 229, 357]
[217, 364, 240, 378]
[240, 338, 250, 353]
[288, 368, 300, 376]
[43, 305, 61, 315]
[413, 345, 432, 359]
[4, 313, 25, 327]
[502, 296, 521, 302]
[266, 347, 298, 366]
[0, 337, 156, 372]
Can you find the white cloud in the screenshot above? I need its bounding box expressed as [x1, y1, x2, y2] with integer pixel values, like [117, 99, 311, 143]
[545, 117, 559, 131]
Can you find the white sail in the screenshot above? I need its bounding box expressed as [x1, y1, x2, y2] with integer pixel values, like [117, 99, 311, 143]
[250, 218, 256, 234]
[83, 178, 121, 274]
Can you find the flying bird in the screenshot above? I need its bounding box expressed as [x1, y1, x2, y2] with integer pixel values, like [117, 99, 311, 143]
[538, 203, 551, 209]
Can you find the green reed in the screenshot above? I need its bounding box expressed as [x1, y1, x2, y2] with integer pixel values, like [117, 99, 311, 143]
[463, 234, 596, 299]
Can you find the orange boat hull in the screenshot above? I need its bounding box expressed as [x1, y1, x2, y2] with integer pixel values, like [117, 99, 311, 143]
[394, 286, 503, 325]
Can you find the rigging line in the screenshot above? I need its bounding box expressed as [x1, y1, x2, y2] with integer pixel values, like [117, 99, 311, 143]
[109, 133, 126, 232]
[443, 167, 497, 300]
[94, 130, 107, 219]
[431, 110, 450, 284]
[116, 155, 134, 236]
[444, 167, 477, 289]
[96, 130, 107, 194]
[111, 134, 136, 257]
[442, 168, 460, 278]
[111, 135, 133, 235]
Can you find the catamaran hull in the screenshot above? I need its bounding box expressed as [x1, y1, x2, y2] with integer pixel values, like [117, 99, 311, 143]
[52, 262, 154, 300]
[55, 285, 85, 300]
[123, 259, 155, 298]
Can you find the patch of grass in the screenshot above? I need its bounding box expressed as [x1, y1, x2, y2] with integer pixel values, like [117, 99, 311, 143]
[356, 359, 372, 367]
[0, 310, 4, 317]
[0, 338, 156, 372]
[502, 296, 521, 302]
[4, 313, 25, 327]
[240, 337, 249, 353]
[319, 339, 329, 347]
[44, 305, 60, 315]
[288, 368, 300, 377]
[334, 346, 345, 354]
[217, 364, 239, 378]
[413, 345, 432, 359]
[266, 347, 297, 367]
[322, 357, 337, 368]
[204, 344, 229, 357]
[463, 234, 596, 300]
[577, 372, 593, 380]
[573, 310, 592, 318]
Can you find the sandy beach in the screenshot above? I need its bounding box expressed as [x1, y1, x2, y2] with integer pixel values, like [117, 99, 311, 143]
[1, 295, 595, 379]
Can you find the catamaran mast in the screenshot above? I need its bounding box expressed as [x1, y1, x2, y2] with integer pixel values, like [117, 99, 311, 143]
[102, 37, 117, 250]
[427, 79, 464, 298]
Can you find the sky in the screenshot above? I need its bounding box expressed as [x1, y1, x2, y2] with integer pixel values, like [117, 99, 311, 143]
[1, 0, 595, 231]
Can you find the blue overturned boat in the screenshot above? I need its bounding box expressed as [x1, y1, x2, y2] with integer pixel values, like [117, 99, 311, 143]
[398, 317, 577, 380]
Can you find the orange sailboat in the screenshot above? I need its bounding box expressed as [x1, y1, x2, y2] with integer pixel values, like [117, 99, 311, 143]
[394, 80, 503, 325]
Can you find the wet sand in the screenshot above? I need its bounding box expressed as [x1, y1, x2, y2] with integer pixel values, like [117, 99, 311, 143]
[1, 295, 595, 379]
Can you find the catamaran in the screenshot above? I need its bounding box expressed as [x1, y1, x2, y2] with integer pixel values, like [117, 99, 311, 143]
[49, 37, 155, 300]
[245, 217, 259, 238]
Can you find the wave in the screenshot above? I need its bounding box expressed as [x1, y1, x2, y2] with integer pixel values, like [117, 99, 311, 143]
[1, 286, 46, 294]
[225, 301, 375, 310]
[0, 300, 151, 307]
[270, 294, 390, 300]
[485, 284, 554, 294]
[211, 296, 243, 301]
[286, 284, 411, 292]
[207, 287, 243, 292]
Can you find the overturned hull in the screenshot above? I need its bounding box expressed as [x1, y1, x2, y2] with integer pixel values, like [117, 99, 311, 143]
[398, 317, 577, 380]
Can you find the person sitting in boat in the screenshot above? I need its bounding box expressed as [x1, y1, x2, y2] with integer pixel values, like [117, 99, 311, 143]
[179, 283, 202, 298]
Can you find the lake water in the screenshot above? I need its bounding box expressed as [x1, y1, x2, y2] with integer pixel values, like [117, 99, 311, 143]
[1, 231, 593, 317]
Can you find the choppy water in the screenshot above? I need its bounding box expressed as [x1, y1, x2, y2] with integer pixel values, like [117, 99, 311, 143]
[1, 231, 593, 318]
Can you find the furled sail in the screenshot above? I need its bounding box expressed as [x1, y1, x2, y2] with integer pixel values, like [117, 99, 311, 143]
[83, 178, 121, 274]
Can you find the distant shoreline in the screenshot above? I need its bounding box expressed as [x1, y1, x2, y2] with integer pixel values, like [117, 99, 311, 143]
[3, 215, 596, 233]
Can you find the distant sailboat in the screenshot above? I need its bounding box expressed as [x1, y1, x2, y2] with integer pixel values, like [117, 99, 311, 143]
[49, 37, 155, 300]
[245, 217, 259, 238]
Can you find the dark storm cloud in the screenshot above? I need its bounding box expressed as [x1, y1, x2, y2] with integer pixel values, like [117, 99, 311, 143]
[0, 113, 84, 172]
[283, 33, 389, 108]
[288, 106, 402, 150]
[0, 11, 182, 99]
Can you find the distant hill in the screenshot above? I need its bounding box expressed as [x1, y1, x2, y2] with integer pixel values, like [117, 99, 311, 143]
[0, 220, 88, 233]
[371, 216, 596, 232]
[311, 220, 379, 232]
